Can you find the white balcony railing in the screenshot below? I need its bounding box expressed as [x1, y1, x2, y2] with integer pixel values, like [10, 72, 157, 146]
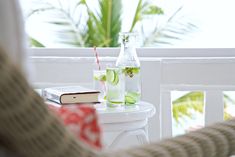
[29, 48, 235, 142]
[160, 58, 235, 139]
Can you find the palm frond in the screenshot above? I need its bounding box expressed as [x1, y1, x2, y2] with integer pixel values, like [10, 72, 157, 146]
[172, 92, 204, 124]
[129, 0, 163, 32]
[84, 7, 106, 47]
[129, 0, 143, 32]
[224, 93, 235, 105]
[27, 7, 55, 17]
[29, 37, 45, 47]
[143, 6, 198, 46]
[224, 94, 234, 120]
[142, 4, 163, 15]
[84, 0, 122, 47]
[108, 0, 122, 46]
[27, 0, 85, 47]
[224, 111, 233, 120]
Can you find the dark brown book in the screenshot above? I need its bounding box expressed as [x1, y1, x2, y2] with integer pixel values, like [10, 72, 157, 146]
[42, 86, 100, 104]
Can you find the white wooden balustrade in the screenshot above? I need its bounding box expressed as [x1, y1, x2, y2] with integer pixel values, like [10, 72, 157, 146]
[160, 58, 235, 139]
[29, 48, 235, 142]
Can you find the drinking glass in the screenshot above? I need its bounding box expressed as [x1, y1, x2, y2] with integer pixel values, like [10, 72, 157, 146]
[106, 66, 125, 107]
[93, 69, 106, 102]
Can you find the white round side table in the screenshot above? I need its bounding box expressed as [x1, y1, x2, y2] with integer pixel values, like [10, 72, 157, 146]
[95, 101, 156, 148]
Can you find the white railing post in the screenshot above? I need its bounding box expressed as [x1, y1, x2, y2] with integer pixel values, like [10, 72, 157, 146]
[204, 90, 224, 126]
[160, 90, 172, 139]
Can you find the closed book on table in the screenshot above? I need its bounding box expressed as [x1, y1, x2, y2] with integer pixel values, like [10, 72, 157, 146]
[43, 86, 100, 104]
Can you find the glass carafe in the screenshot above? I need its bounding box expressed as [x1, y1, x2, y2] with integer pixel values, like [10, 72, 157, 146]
[116, 32, 141, 105]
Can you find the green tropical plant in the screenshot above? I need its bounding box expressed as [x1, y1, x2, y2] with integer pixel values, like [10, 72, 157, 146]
[143, 6, 197, 46]
[84, 0, 122, 47]
[129, 0, 163, 32]
[27, 0, 197, 47]
[29, 37, 45, 47]
[28, 1, 86, 46]
[28, 0, 163, 47]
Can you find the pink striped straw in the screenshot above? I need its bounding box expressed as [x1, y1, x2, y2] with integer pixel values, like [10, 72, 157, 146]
[93, 47, 101, 70]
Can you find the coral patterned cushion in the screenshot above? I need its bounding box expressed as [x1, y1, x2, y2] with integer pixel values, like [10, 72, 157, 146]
[47, 103, 102, 149]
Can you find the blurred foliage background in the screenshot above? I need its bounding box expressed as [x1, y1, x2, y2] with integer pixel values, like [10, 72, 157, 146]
[25, 0, 197, 47]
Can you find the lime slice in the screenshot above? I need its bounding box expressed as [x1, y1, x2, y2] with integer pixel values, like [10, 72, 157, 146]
[106, 69, 119, 85]
[99, 74, 106, 81]
[93, 76, 100, 80]
[93, 74, 106, 81]
[106, 69, 115, 83]
[125, 92, 141, 105]
[112, 71, 119, 85]
[125, 95, 136, 104]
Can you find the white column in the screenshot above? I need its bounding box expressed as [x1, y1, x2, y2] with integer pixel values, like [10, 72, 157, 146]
[160, 90, 172, 139]
[204, 90, 224, 126]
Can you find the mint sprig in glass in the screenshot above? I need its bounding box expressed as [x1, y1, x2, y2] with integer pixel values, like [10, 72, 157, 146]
[123, 67, 141, 105]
